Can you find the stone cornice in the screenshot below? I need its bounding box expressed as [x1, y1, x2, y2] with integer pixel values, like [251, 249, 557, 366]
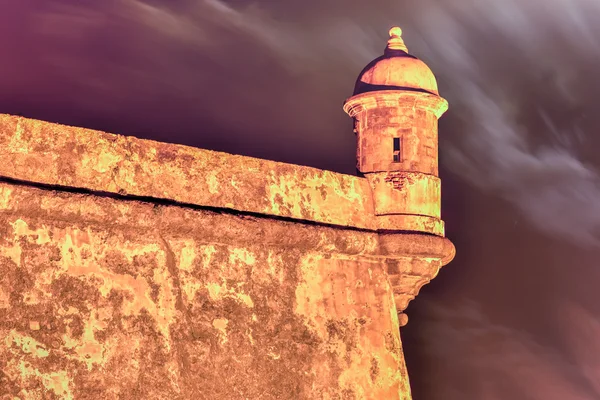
[343, 90, 449, 118]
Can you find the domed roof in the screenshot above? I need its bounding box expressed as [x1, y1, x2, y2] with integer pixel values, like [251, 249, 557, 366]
[353, 27, 439, 96]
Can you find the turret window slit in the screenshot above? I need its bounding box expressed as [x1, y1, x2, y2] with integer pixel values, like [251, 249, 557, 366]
[393, 138, 401, 162]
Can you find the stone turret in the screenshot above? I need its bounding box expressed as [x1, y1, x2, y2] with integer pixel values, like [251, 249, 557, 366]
[344, 27, 448, 237]
[344, 27, 454, 324]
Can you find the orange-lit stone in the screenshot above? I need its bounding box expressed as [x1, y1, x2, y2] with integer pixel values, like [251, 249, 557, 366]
[0, 26, 453, 399]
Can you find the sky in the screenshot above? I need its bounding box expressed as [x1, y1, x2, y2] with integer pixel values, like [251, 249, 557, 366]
[2, 0, 600, 398]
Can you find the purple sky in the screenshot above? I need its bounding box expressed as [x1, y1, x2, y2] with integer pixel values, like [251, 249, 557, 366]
[2, 0, 600, 398]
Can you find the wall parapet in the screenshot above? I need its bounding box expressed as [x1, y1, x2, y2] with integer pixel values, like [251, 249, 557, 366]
[0, 114, 442, 234]
[0, 114, 376, 230]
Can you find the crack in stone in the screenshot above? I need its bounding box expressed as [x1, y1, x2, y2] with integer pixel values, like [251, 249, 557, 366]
[157, 231, 193, 397]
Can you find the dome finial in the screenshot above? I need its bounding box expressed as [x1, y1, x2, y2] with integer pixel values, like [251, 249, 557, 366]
[387, 26, 408, 53]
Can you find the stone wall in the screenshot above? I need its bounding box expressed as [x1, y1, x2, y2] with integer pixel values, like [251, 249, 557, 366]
[0, 181, 411, 399]
[0, 114, 453, 399]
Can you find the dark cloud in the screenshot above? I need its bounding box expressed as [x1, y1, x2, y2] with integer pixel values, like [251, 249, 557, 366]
[415, 0, 600, 246]
[2, 0, 600, 398]
[405, 299, 600, 400]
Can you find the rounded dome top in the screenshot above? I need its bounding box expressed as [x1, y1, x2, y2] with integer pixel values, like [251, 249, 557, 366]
[353, 27, 439, 96]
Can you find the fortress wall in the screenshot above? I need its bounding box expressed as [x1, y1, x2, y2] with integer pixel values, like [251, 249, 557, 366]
[0, 113, 456, 399]
[0, 181, 410, 399]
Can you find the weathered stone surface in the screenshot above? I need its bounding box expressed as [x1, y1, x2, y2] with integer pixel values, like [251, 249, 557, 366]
[367, 172, 441, 218]
[343, 91, 447, 231]
[0, 182, 421, 399]
[345, 92, 446, 176]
